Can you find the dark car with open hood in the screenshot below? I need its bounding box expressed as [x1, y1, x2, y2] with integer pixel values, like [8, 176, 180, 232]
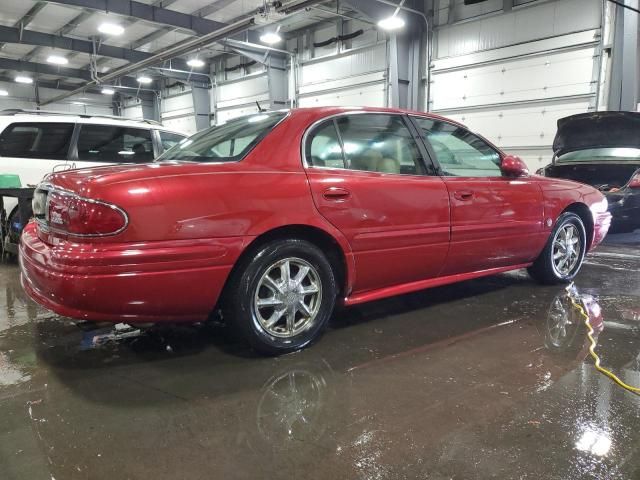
[540, 111, 640, 233]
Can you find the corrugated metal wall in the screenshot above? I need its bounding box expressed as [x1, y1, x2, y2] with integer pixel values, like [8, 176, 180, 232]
[432, 0, 603, 170]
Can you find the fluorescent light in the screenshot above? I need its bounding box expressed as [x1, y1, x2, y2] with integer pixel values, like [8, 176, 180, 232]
[98, 23, 124, 36]
[378, 15, 405, 30]
[72, 101, 86, 105]
[0, 90, 8, 96]
[101, 87, 115, 95]
[187, 58, 205, 68]
[15, 76, 33, 84]
[47, 55, 68, 65]
[137, 75, 153, 84]
[260, 32, 282, 44]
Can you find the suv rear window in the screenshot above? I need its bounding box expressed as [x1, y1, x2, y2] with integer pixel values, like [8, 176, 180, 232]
[77, 125, 154, 163]
[0, 122, 74, 160]
[158, 131, 187, 152]
[158, 112, 286, 163]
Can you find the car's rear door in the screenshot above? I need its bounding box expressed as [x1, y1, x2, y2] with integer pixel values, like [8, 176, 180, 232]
[411, 116, 545, 275]
[304, 113, 450, 293]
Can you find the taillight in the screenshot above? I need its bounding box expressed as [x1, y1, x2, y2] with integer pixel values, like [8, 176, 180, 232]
[45, 191, 127, 236]
[629, 170, 640, 189]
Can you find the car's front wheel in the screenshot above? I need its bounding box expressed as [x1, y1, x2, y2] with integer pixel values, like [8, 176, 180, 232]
[223, 239, 338, 355]
[528, 212, 587, 284]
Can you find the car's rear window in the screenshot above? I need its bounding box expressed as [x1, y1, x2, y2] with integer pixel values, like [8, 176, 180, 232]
[558, 147, 640, 162]
[0, 122, 74, 160]
[157, 112, 287, 163]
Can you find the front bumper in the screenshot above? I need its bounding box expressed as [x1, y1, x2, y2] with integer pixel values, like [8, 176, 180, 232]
[592, 211, 612, 248]
[19, 222, 244, 323]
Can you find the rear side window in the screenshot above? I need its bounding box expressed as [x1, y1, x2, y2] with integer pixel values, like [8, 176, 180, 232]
[307, 121, 345, 169]
[307, 114, 425, 175]
[77, 125, 154, 163]
[158, 131, 187, 152]
[0, 122, 74, 160]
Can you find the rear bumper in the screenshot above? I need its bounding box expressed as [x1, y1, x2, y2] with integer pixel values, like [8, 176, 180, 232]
[19, 222, 246, 323]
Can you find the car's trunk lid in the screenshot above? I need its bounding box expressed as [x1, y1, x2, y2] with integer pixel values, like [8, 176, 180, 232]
[553, 111, 640, 157]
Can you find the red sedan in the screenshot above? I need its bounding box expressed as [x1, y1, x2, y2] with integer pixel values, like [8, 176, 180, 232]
[20, 107, 611, 354]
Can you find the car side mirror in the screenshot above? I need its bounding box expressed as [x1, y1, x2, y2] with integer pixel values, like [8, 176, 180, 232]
[501, 155, 529, 177]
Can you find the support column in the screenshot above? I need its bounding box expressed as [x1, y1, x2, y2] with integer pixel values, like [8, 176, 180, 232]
[140, 92, 160, 121]
[191, 85, 211, 131]
[608, 0, 639, 111]
[266, 56, 289, 110]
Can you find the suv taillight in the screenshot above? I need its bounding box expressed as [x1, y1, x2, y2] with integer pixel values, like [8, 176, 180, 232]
[629, 170, 640, 189]
[43, 190, 127, 236]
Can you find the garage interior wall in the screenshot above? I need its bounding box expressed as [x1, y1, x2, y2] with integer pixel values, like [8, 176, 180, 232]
[431, 0, 604, 171]
[118, 0, 608, 173]
[0, 80, 113, 116]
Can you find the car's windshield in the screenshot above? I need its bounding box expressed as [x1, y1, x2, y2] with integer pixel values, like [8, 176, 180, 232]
[157, 112, 287, 163]
[558, 147, 640, 162]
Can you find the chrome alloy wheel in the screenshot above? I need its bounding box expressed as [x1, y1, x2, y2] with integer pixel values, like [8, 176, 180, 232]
[253, 258, 322, 338]
[552, 223, 582, 276]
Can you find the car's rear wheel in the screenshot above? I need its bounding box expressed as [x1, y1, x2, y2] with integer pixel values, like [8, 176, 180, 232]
[528, 212, 587, 284]
[223, 239, 338, 355]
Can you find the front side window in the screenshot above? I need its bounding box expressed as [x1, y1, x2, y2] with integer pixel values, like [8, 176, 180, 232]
[158, 112, 286, 163]
[306, 114, 424, 175]
[0, 122, 74, 160]
[77, 125, 154, 163]
[158, 131, 187, 152]
[413, 117, 501, 177]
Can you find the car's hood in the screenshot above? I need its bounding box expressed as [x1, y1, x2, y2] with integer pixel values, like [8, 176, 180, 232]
[553, 111, 640, 157]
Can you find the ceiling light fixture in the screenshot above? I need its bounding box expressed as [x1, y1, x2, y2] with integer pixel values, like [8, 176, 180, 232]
[0, 89, 8, 96]
[137, 75, 153, 84]
[187, 58, 205, 68]
[101, 87, 115, 95]
[47, 55, 68, 65]
[378, 0, 407, 31]
[98, 23, 125, 36]
[15, 76, 33, 84]
[260, 25, 282, 45]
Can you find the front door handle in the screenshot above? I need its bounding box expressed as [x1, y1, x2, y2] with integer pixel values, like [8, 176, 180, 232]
[323, 187, 351, 201]
[453, 190, 474, 201]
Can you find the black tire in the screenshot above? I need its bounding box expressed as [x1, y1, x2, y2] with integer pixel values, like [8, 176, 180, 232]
[222, 239, 338, 356]
[528, 212, 587, 285]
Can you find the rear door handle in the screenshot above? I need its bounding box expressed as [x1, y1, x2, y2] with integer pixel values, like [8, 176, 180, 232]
[453, 190, 474, 201]
[322, 187, 351, 201]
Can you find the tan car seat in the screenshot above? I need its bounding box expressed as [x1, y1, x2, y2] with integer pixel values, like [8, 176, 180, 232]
[376, 157, 401, 174]
[350, 149, 382, 171]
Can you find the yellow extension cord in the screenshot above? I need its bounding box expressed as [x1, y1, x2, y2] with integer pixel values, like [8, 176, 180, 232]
[567, 284, 640, 395]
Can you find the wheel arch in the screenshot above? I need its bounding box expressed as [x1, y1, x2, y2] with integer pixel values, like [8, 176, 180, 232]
[562, 202, 594, 250]
[216, 224, 351, 316]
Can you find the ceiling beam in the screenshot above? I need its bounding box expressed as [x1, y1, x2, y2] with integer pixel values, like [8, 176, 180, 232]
[0, 58, 145, 89]
[0, 1, 47, 50]
[43, 0, 227, 35]
[0, 25, 193, 71]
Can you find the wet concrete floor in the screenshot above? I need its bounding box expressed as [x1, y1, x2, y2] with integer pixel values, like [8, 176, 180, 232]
[0, 234, 639, 480]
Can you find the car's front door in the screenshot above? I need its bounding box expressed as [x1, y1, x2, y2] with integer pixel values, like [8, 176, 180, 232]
[411, 116, 545, 275]
[304, 113, 450, 293]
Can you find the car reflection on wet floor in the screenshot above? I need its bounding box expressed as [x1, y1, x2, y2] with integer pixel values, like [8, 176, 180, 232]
[0, 234, 639, 480]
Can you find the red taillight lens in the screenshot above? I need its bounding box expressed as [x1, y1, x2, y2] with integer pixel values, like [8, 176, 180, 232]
[629, 171, 640, 189]
[46, 191, 127, 236]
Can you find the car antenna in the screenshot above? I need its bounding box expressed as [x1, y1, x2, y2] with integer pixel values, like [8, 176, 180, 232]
[256, 101, 266, 113]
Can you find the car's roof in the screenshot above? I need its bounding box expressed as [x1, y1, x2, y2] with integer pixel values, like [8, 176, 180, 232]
[0, 109, 184, 134]
[286, 106, 466, 128]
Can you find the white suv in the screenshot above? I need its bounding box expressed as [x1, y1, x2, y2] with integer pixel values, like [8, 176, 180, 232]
[0, 109, 187, 224]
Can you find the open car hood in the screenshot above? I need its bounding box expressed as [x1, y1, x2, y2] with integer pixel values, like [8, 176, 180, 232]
[553, 111, 640, 157]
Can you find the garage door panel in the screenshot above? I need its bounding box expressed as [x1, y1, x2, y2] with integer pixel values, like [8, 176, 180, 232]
[432, 47, 596, 110]
[299, 83, 385, 108]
